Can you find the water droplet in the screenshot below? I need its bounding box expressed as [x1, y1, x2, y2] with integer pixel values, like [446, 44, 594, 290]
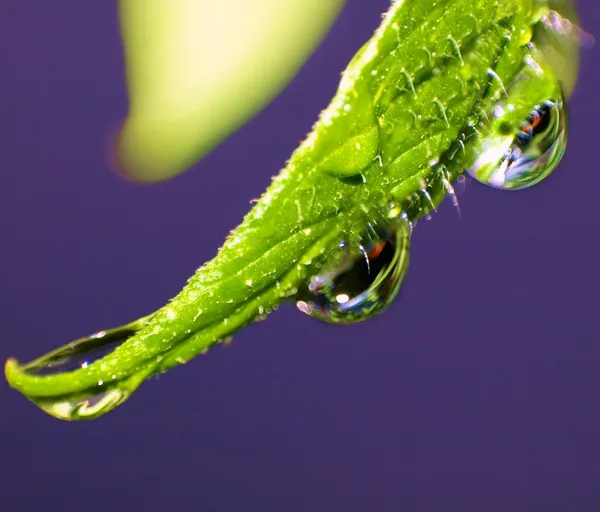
[21, 314, 156, 376]
[467, 98, 566, 190]
[33, 388, 130, 421]
[296, 218, 410, 324]
[9, 314, 157, 420]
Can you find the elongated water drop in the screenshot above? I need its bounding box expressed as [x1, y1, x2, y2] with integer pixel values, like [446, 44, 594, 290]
[20, 314, 155, 376]
[296, 217, 410, 324]
[7, 314, 155, 420]
[33, 388, 131, 421]
[467, 97, 567, 190]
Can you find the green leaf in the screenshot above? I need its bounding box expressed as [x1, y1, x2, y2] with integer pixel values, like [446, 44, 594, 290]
[5, 0, 580, 419]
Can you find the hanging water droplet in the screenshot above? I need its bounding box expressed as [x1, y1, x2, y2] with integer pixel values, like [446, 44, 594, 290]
[20, 314, 156, 376]
[33, 387, 130, 421]
[7, 314, 157, 420]
[467, 97, 566, 190]
[296, 217, 410, 324]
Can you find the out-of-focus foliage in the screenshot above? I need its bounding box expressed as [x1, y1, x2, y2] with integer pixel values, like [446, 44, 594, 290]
[114, 0, 345, 182]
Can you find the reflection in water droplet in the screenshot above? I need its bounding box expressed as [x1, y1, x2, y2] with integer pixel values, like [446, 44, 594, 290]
[21, 314, 156, 376]
[33, 388, 130, 421]
[297, 217, 410, 324]
[467, 97, 567, 190]
[11, 314, 157, 420]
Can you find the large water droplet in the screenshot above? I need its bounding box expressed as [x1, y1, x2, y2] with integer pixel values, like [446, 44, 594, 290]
[467, 97, 567, 190]
[296, 217, 410, 324]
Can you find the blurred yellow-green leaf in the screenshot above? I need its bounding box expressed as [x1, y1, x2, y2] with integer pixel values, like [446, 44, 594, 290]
[114, 0, 346, 182]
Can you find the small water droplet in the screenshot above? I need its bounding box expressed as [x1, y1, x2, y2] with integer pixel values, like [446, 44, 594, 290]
[296, 218, 410, 324]
[386, 203, 403, 219]
[454, 174, 467, 195]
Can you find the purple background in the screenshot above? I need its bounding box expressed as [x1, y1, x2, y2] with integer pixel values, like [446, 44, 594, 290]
[1, 1, 599, 510]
